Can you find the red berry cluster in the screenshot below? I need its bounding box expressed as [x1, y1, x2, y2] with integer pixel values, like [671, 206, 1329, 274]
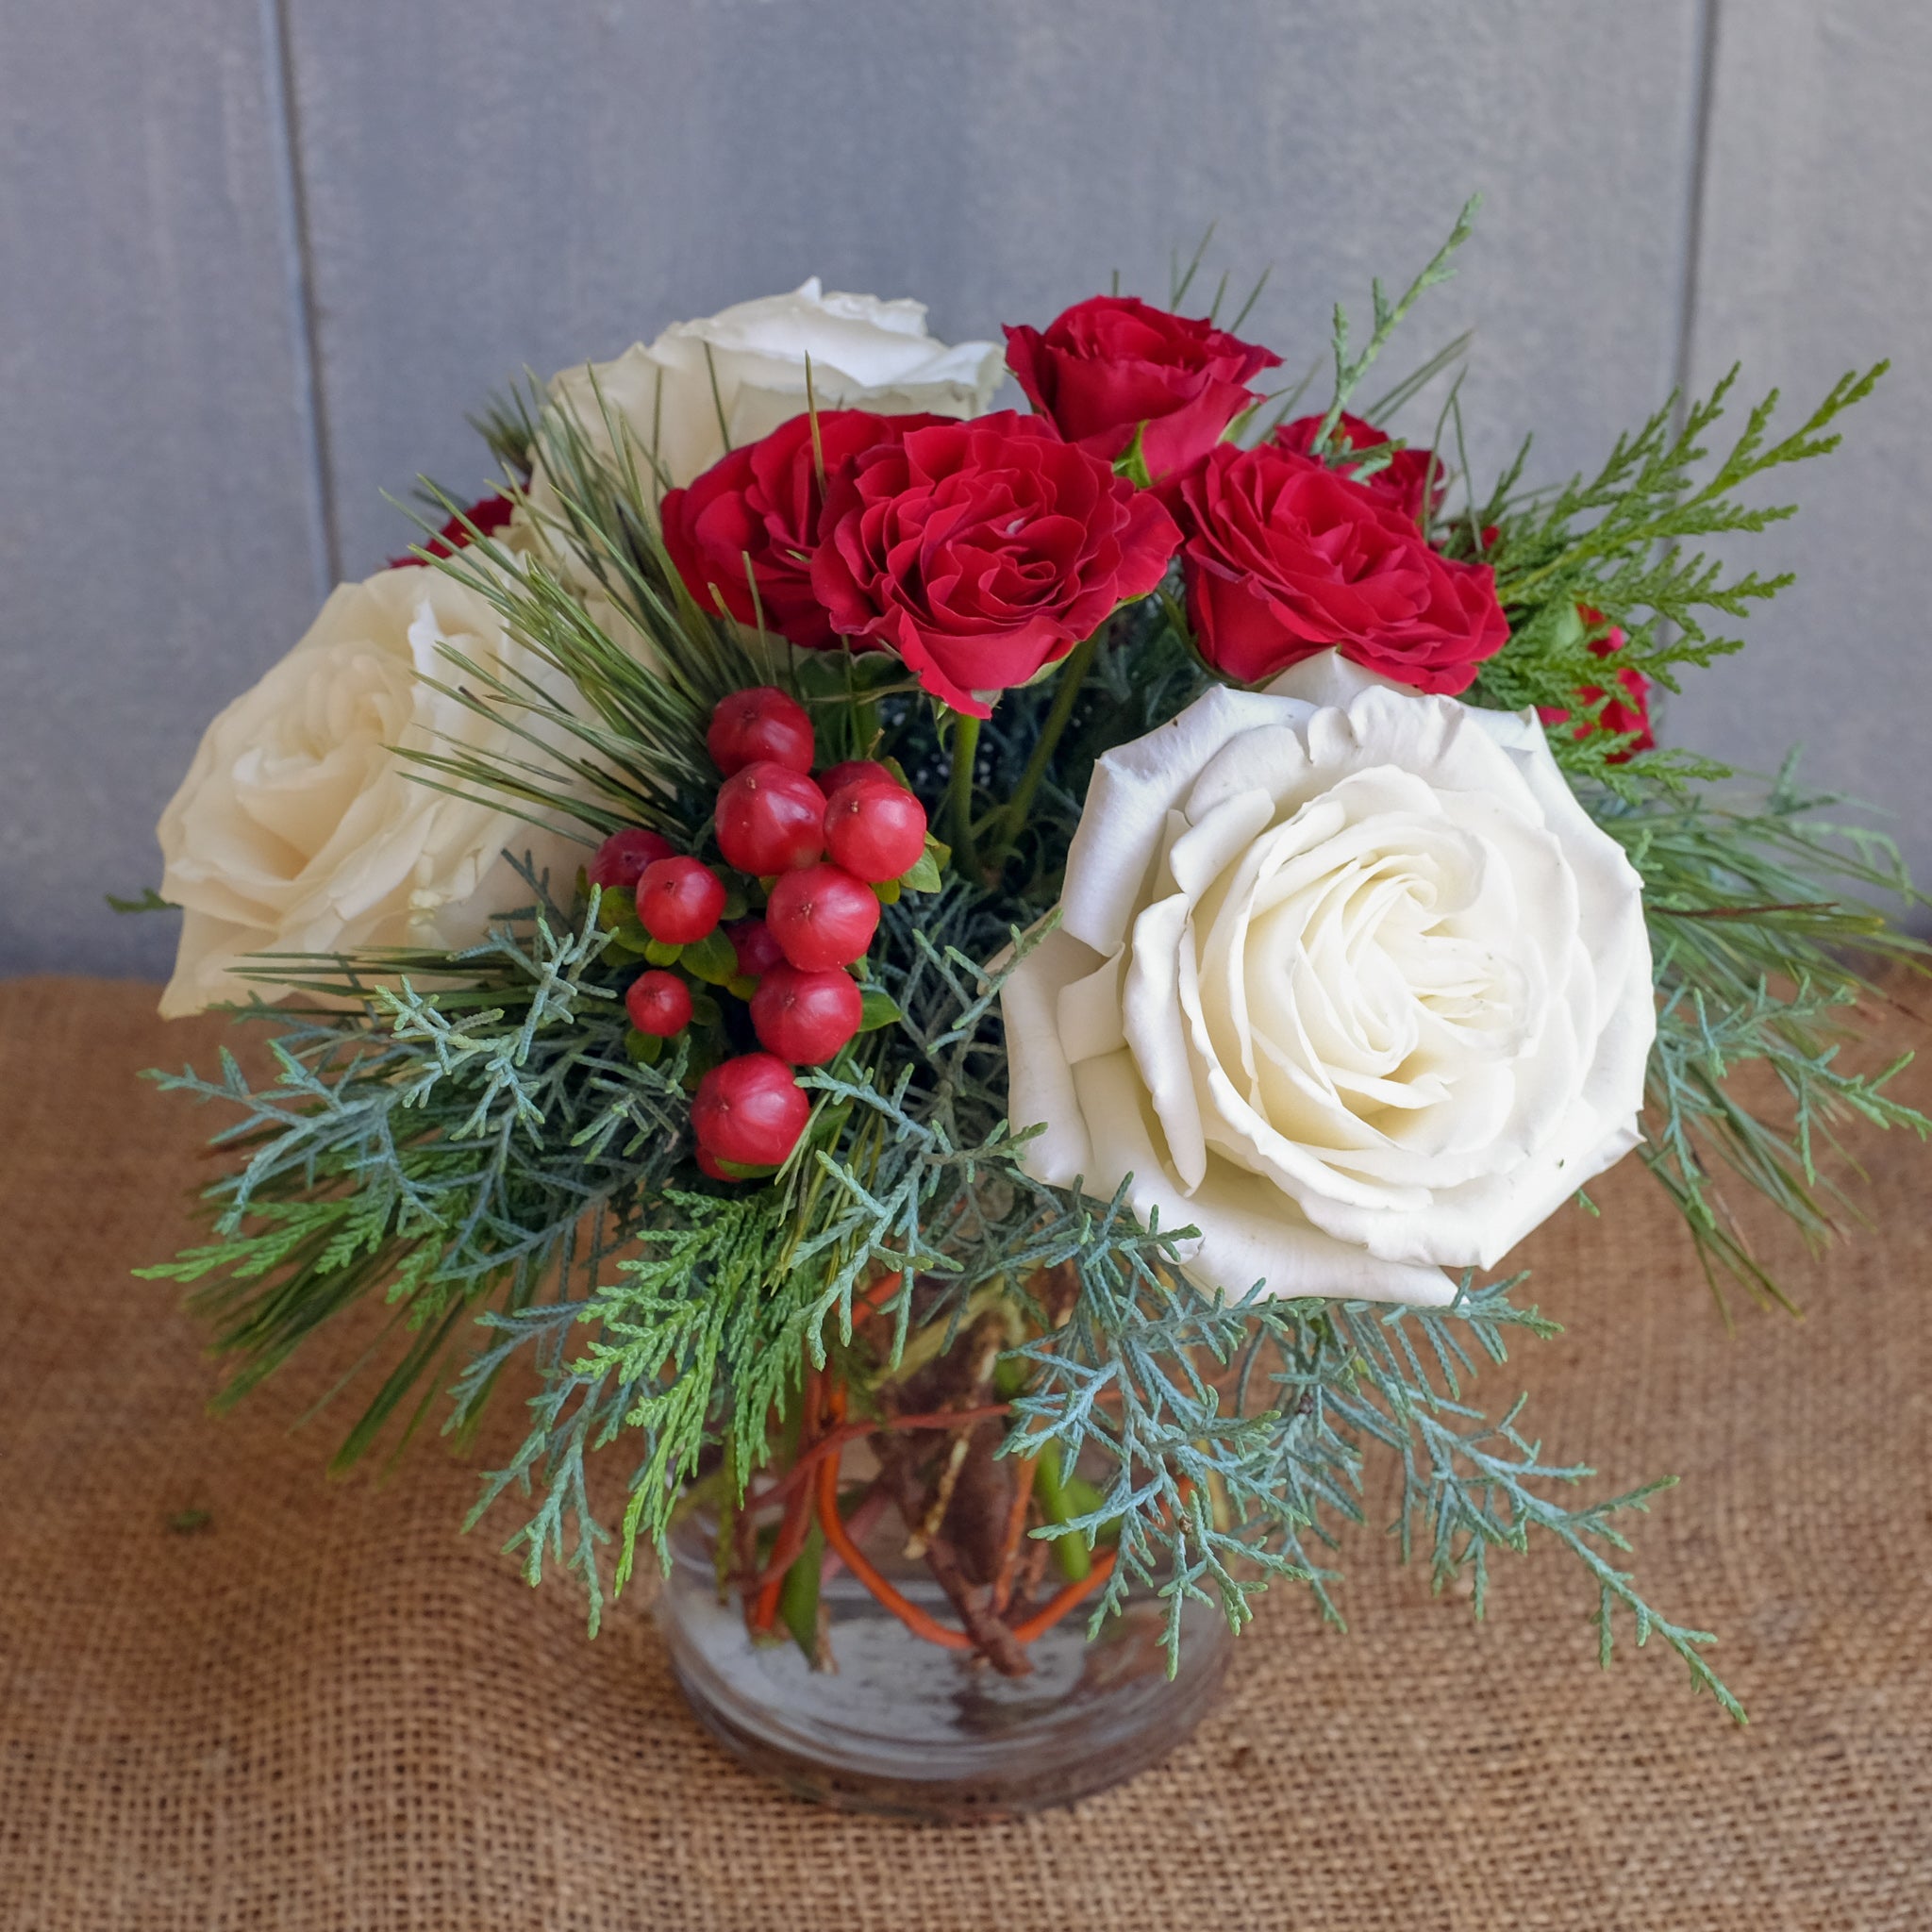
[586, 686, 929, 1181]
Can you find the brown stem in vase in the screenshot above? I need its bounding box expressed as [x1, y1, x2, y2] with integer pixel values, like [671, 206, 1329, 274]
[991, 1456, 1039, 1615]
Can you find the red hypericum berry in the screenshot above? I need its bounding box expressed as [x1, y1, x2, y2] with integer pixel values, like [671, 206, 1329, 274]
[715, 762, 826, 876]
[751, 963, 863, 1065]
[692, 1053, 810, 1167]
[708, 687, 816, 777]
[726, 917, 786, 981]
[637, 856, 725, 945]
[817, 758, 903, 797]
[695, 1147, 736, 1182]
[588, 825, 675, 891]
[628, 971, 694, 1040]
[625, 969, 692, 1038]
[824, 781, 928, 883]
[765, 863, 880, 971]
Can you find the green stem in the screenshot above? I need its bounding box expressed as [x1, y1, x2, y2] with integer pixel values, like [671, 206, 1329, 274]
[947, 710, 983, 881]
[1031, 1449, 1091, 1583]
[777, 1515, 825, 1662]
[995, 628, 1101, 858]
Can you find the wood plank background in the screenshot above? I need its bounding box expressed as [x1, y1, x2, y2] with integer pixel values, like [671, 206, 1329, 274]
[2, 0, 1924, 979]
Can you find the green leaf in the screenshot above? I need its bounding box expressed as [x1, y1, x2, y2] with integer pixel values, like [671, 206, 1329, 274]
[777, 1518, 825, 1662]
[625, 1027, 664, 1066]
[871, 877, 903, 907]
[107, 888, 175, 914]
[602, 891, 646, 938]
[900, 839, 945, 894]
[688, 991, 724, 1030]
[1111, 422, 1154, 490]
[682, 927, 738, 985]
[711, 1153, 776, 1180]
[644, 938, 683, 967]
[858, 988, 903, 1033]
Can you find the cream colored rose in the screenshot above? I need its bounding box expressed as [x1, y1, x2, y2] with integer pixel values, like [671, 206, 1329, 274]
[1001, 655, 1655, 1306]
[157, 567, 588, 1018]
[530, 278, 1004, 513]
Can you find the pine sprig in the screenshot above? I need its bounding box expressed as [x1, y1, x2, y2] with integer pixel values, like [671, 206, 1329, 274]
[1309, 194, 1481, 457]
[1466, 362, 1888, 763]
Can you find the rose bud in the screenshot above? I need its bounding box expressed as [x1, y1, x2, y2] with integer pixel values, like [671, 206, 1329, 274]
[824, 781, 928, 884]
[707, 687, 817, 777]
[637, 856, 726, 945]
[1173, 442, 1506, 692]
[1002, 296, 1281, 480]
[810, 412, 1179, 717]
[750, 963, 864, 1065]
[715, 762, 826, 876]
[661, 411, 952, 649]
[765, 863, 880, 971]
[588, 826, 675, 891]
[1274, 412, 1447, 526]
[625, 969, 693, 1038]
[692, 1053, 811, 1168]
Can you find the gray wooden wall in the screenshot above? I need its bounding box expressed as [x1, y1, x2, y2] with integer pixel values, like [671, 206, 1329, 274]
[3, 0, 1925, 980]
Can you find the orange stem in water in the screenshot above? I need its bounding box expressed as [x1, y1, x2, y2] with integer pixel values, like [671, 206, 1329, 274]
[991, 1457, 1039, 1615]
[1008, 1548, 1119, 1644]
[746, 1404, 1011, 1514]
[813, 1402, 974, 1654]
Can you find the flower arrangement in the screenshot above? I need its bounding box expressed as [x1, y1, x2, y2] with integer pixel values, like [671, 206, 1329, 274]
[140, 206, 1924, 1754]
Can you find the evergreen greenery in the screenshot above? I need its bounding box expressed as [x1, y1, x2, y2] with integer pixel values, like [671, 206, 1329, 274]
[141, 211, 1925, 1719]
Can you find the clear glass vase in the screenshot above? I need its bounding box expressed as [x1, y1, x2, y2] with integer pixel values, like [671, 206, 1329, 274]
[658, 1443, 1231, 1822]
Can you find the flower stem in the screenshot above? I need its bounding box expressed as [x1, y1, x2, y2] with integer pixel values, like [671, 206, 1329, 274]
[1008, 1547, 1117, 1644]
[947, 710, 984, 880]
[995, 628, 1101, 859]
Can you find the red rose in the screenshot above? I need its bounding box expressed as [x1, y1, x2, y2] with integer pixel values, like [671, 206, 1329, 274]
[1003, 296, 1281, 482]
[1174, 441, 1507, 692]
[1539, 608, 1654, 762]
[659, 410, 945, 648]
[1274, 411, 1445, 525]
[810, 411, 1180, 715]
[389, 491, 515, 569]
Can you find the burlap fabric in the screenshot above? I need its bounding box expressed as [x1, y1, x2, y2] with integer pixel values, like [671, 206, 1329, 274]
[1, 975, 1927, 1930]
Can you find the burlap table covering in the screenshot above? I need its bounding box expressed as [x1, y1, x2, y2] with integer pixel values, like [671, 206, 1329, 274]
[1, 974, 1926, 1931]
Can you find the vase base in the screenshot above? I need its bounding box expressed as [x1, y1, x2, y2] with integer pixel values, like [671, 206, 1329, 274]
[670, 1641, 1228, 1822]
[659, 1518, 1232, 1823]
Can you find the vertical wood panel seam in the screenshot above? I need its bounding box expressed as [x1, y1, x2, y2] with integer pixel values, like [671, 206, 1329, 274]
[1671, 0, 1723, 430]
[259, 0, 340, 594]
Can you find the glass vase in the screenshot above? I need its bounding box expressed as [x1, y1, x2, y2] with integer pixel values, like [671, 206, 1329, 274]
[658, 1473, 1231, 1822]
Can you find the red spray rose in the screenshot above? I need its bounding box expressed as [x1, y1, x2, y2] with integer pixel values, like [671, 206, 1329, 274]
[1174, 441, 1507, 692]
[388, 492, 516, 569]
[660, 410, 946, 648]
[1003, 296, 1281, 482]
[1274, 412, 1446, 525]
[810, 411, 1180, 715]
[1539, 608, 1654, 761]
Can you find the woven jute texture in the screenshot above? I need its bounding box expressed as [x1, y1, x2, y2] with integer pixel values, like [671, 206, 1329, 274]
[2, 974, 1928, 1931]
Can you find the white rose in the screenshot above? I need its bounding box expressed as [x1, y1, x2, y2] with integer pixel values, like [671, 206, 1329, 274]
[531, 277, 1004, 512]
[157, 566, 589, 1018]
[1001, 654, 1655, 1307]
